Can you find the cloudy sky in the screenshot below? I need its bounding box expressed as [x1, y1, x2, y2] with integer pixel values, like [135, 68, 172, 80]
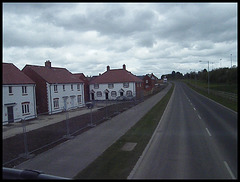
[3, 2, 237, 78]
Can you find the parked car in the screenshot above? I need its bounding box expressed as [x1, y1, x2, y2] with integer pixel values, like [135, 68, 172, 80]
[116, 96, 126, 101]
[125, 95, 136, 101]
[116, 95, 135, 101]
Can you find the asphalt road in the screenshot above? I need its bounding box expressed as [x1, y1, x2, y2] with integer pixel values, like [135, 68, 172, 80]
[129, 81, 237, 179]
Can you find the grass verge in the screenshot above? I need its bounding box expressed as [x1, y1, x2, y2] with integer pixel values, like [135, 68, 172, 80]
[74, 83, 174, 179]
[182, 79, 237, 112]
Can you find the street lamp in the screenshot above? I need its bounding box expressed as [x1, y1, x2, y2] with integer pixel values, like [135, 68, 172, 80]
[199, 60, 209, 94]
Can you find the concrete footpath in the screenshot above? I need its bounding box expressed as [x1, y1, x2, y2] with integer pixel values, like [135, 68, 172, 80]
[15, 83, 172, 178]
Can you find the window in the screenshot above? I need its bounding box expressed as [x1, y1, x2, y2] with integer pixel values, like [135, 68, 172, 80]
[146, 80, 148, 84]
[8, 86, 13, 94]
[111, 91, 117, 97]
[63, 85, 65, 91]
[22, 86, 27, 95]
[97, 91, 102, 97]
[77, 95, 82, 105]
[77, 84, 80, 91]
[126, 90, 132, 96]
[108, 83, 114, 89]
[22, 102, 30, 115]
[94, 84, 99, 89]
[53, 98, 59, 109]
[54, 85, 58, 92]
[123, 82, 129, 88]
[71, 84, 74, 91]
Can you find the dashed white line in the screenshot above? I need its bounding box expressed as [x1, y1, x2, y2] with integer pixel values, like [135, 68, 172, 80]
[193, 107, 196, 111]
[197, 114, 202, 120]
[224, 161, 236, 179]
[205, 128, 212, 137]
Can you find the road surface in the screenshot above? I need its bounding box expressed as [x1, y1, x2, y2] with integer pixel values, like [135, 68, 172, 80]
[129, 81, 237, 179]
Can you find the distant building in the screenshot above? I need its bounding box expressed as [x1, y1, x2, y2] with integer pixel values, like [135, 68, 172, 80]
[2, 63, 37, 124]
[22, 60, 85, 114]
[89, 64, 143, 100]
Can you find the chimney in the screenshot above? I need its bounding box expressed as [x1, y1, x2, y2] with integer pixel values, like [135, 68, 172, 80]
[107, 65, 110, 71]
[45, 60, 51, 68]
[123, 64, 126, 70]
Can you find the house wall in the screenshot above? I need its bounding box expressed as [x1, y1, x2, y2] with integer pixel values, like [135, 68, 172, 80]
[47, 83, 85, 114]
[2, 84, 36, 124]
[89, 82, 136, 100]
[22, 67, 48, 114]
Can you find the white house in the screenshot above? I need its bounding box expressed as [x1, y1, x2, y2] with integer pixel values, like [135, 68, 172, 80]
[89, 64, 143, 101]
[2, 63, 37, 125]
[22, 60, 85, 114]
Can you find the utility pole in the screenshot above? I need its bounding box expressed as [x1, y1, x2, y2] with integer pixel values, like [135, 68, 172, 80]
[231, 54, 232, 68]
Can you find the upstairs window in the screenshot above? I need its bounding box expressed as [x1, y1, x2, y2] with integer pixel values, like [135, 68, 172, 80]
[22, 86, 27, 95]
[94, 84, 99, 89]
[123, 82, 129, 88]
[71, 84, 74, 91]
[63, 85, 65, 91]
[108, 83, 114, 89]
[8, 86, 13, 95]
[77, 84, 80, 91]
[54, 85, 58, 93]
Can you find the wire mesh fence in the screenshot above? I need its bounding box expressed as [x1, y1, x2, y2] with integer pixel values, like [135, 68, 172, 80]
[2, 84, 167, 168]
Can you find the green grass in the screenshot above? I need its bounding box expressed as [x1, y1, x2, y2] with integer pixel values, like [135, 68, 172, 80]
[183, 79, 237, 112]
[74, 84, 174, 179]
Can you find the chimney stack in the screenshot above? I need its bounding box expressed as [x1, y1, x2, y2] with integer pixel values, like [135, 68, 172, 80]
[123, 64, 126, 70]
[45, 60, 51, 68]
[107, 65, 110, 71]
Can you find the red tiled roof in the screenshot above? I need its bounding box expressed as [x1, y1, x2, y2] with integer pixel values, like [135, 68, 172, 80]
[90, 68, 143, 84]
[2, 63, 35, 85]
[23, 64, 84, 84]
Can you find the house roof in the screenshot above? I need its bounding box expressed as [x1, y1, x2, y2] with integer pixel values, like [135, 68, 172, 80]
[2, 63, 35, 85]
[23, 63, 84, 84]
[90, 66, 143, 84]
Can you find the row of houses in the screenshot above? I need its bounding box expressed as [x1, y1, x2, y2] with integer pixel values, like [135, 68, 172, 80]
[2, 60, 159, 124]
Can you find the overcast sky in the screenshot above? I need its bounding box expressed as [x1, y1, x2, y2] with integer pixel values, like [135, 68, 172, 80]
[3, 2, 237, 78]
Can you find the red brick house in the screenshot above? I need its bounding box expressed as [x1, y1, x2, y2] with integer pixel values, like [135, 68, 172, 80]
[89, 64, 143, 100]
[22, 61, 85, 114]
[138, 73, 158, 91]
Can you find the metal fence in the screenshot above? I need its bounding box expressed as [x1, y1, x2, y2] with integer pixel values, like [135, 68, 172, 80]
[189, 83, 237, 102]
[2, 84, 167, 168]
[2, 99, 141, 168]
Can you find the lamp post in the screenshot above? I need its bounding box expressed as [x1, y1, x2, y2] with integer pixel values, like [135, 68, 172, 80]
[199, 60, 209, 94]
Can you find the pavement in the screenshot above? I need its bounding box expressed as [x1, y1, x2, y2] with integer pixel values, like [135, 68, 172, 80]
[13, 83, 172, 179]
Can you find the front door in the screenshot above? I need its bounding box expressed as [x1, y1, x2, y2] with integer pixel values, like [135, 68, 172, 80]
[63, 98, 67, 111]
[91, 93, 95, 100]
[7, 106, 14, 123]
[105, 92, 109, 100]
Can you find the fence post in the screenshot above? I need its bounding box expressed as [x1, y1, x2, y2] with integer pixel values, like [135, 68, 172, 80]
[88, 107, 96, 127]
[63, 109, 74, 139]
[19, 118, 34, 159]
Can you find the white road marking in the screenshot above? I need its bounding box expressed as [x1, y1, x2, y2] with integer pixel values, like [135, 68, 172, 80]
[193, 107, 196, 111]
[205, 128, 212, 137]
[197, 114, 202, 120]
[224, 161, 236, 179]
